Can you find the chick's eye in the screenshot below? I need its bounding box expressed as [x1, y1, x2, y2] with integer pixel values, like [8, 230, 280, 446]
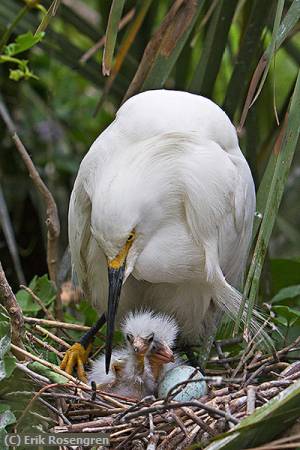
[126, 333, 134, 343]
[146, 333, 154, 343]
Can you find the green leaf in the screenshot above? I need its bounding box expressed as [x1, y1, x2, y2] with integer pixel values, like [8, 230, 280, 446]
[0, 309, 16, 382]
[4, 31, 44, 56]
[77, 300, 98, 327]
[35, 0, 61, 34]
[239, 67, 300, 328]
[28, 362, 68, 384]
[250, 0, 285, 106]
[102, 0, 126, 76]
[16, 275, 55, 314]
[124, 0, 204, 100]
[272, 285, 300, 303]
[272, 305, 300, 324]
[223, 0, 271, 119]
[271, 259, 300, 294]
[0, 367, 52, 434]
[189, 0, 237, 98]
[0, 404, 16, 430]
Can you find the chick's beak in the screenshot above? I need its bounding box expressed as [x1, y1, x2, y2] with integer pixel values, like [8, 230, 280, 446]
[132, 337, 150, 354]
[152, 342, 175, 364]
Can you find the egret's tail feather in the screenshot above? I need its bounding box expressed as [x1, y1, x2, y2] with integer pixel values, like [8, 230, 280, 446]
[213, 275, 273, 349]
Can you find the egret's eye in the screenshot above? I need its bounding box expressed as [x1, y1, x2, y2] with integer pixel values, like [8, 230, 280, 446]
[127, 232, 135, 243]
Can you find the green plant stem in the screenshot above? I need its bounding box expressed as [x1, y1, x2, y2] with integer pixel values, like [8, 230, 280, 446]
[244, 68, 300, 328]
[0, 4, 28, 52]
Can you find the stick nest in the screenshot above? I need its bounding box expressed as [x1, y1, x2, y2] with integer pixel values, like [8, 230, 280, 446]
[16, 320, 300, 450]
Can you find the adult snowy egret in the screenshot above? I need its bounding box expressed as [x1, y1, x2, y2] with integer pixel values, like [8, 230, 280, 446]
[61, 89, 257, 381]
[88, 310, 179, 399]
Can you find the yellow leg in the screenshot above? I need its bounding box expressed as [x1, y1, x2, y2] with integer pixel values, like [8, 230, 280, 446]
[60, 342, 92, 382]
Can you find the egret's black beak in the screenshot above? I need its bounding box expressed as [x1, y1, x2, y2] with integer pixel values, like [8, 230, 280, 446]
[106, 264, 125, 373]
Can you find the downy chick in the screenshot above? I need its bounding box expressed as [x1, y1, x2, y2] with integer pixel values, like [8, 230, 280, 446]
[88, 310, 179, 399]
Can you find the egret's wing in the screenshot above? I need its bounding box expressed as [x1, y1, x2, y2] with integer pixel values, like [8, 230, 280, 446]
[179, 135, 255, 289]
[217, 163, 255, 288]
[68, 182, 92, 294]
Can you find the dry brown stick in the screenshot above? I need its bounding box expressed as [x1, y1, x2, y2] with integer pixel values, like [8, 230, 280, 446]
[114, 423, 147, 449]
[54, 416, 114, 432]
[38, 397, 71, 425]
[246, 386, 256, 414]
[247, 336, 300, 370]
[181, 407, 216, 437]
[177, 423, 200, 450]
[0, 95, 61, 318]
[12, 129, 60, 285]
[214, 341, 233, 371]
[10, 343, 87, 386]
[16, 362, 50, 383]
[167, 412, 189, 437]
[26, 331, 64, 358]
[16, 382, 68, 431]
[13, 131, 61, 317]
[34, 325, 71, 349]
[20, 284, 55, 321]
[24, 316, 90, 331]
[120, 400, 239, 424]
[0, 262, 25, 359]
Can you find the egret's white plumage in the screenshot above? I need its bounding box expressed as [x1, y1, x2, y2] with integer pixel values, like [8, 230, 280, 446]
[69, 90, 256, 347]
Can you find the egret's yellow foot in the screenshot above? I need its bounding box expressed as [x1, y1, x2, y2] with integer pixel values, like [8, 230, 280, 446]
[60, 342, 92, 383]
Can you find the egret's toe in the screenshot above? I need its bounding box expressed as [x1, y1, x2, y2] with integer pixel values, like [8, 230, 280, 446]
[60, 342, 92, 382]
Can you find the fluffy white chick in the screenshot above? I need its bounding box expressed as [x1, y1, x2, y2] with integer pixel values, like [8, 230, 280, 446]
[88, 310, 180, 399]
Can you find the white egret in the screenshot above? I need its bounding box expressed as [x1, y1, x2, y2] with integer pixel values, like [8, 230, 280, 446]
[61, 89, 258, 380]
[88, 310, 179, 399]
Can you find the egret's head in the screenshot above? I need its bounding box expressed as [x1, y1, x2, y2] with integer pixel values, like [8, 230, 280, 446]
[90, 177, 155, 373]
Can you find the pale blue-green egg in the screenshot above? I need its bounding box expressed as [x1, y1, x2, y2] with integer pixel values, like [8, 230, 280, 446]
[158, 365, 207, 402]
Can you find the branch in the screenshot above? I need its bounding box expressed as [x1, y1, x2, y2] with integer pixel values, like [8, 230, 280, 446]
[0, 93, 63, 319]
[0, 262, 25, 359]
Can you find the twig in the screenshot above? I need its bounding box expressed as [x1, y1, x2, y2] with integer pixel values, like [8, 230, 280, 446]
[10, 343, 87, 386]
[0, 262, 25, 358]
[24, 316, 90, 331]
[0, 94, 61, 317]
[115, 423, 147, 449]
[246, 386, 256, 414]
[214, 342, 234, 369]
[120, 400, 239, 425]
[20, 285, 55, 321]
[182, 407, 217, 436]
[16, 362, 50, 383]
[34, 324, 71, 349]
[26, 331, 64, 358]
[167, 412, 189, 437]
[38, 397, 71, 425]
[177, 423, 200, 450]
[215, 336, 243, 346]
[247, 336, 300, 370]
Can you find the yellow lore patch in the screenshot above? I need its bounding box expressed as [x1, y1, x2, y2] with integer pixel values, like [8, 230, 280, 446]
[107, 231, 135, 270]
